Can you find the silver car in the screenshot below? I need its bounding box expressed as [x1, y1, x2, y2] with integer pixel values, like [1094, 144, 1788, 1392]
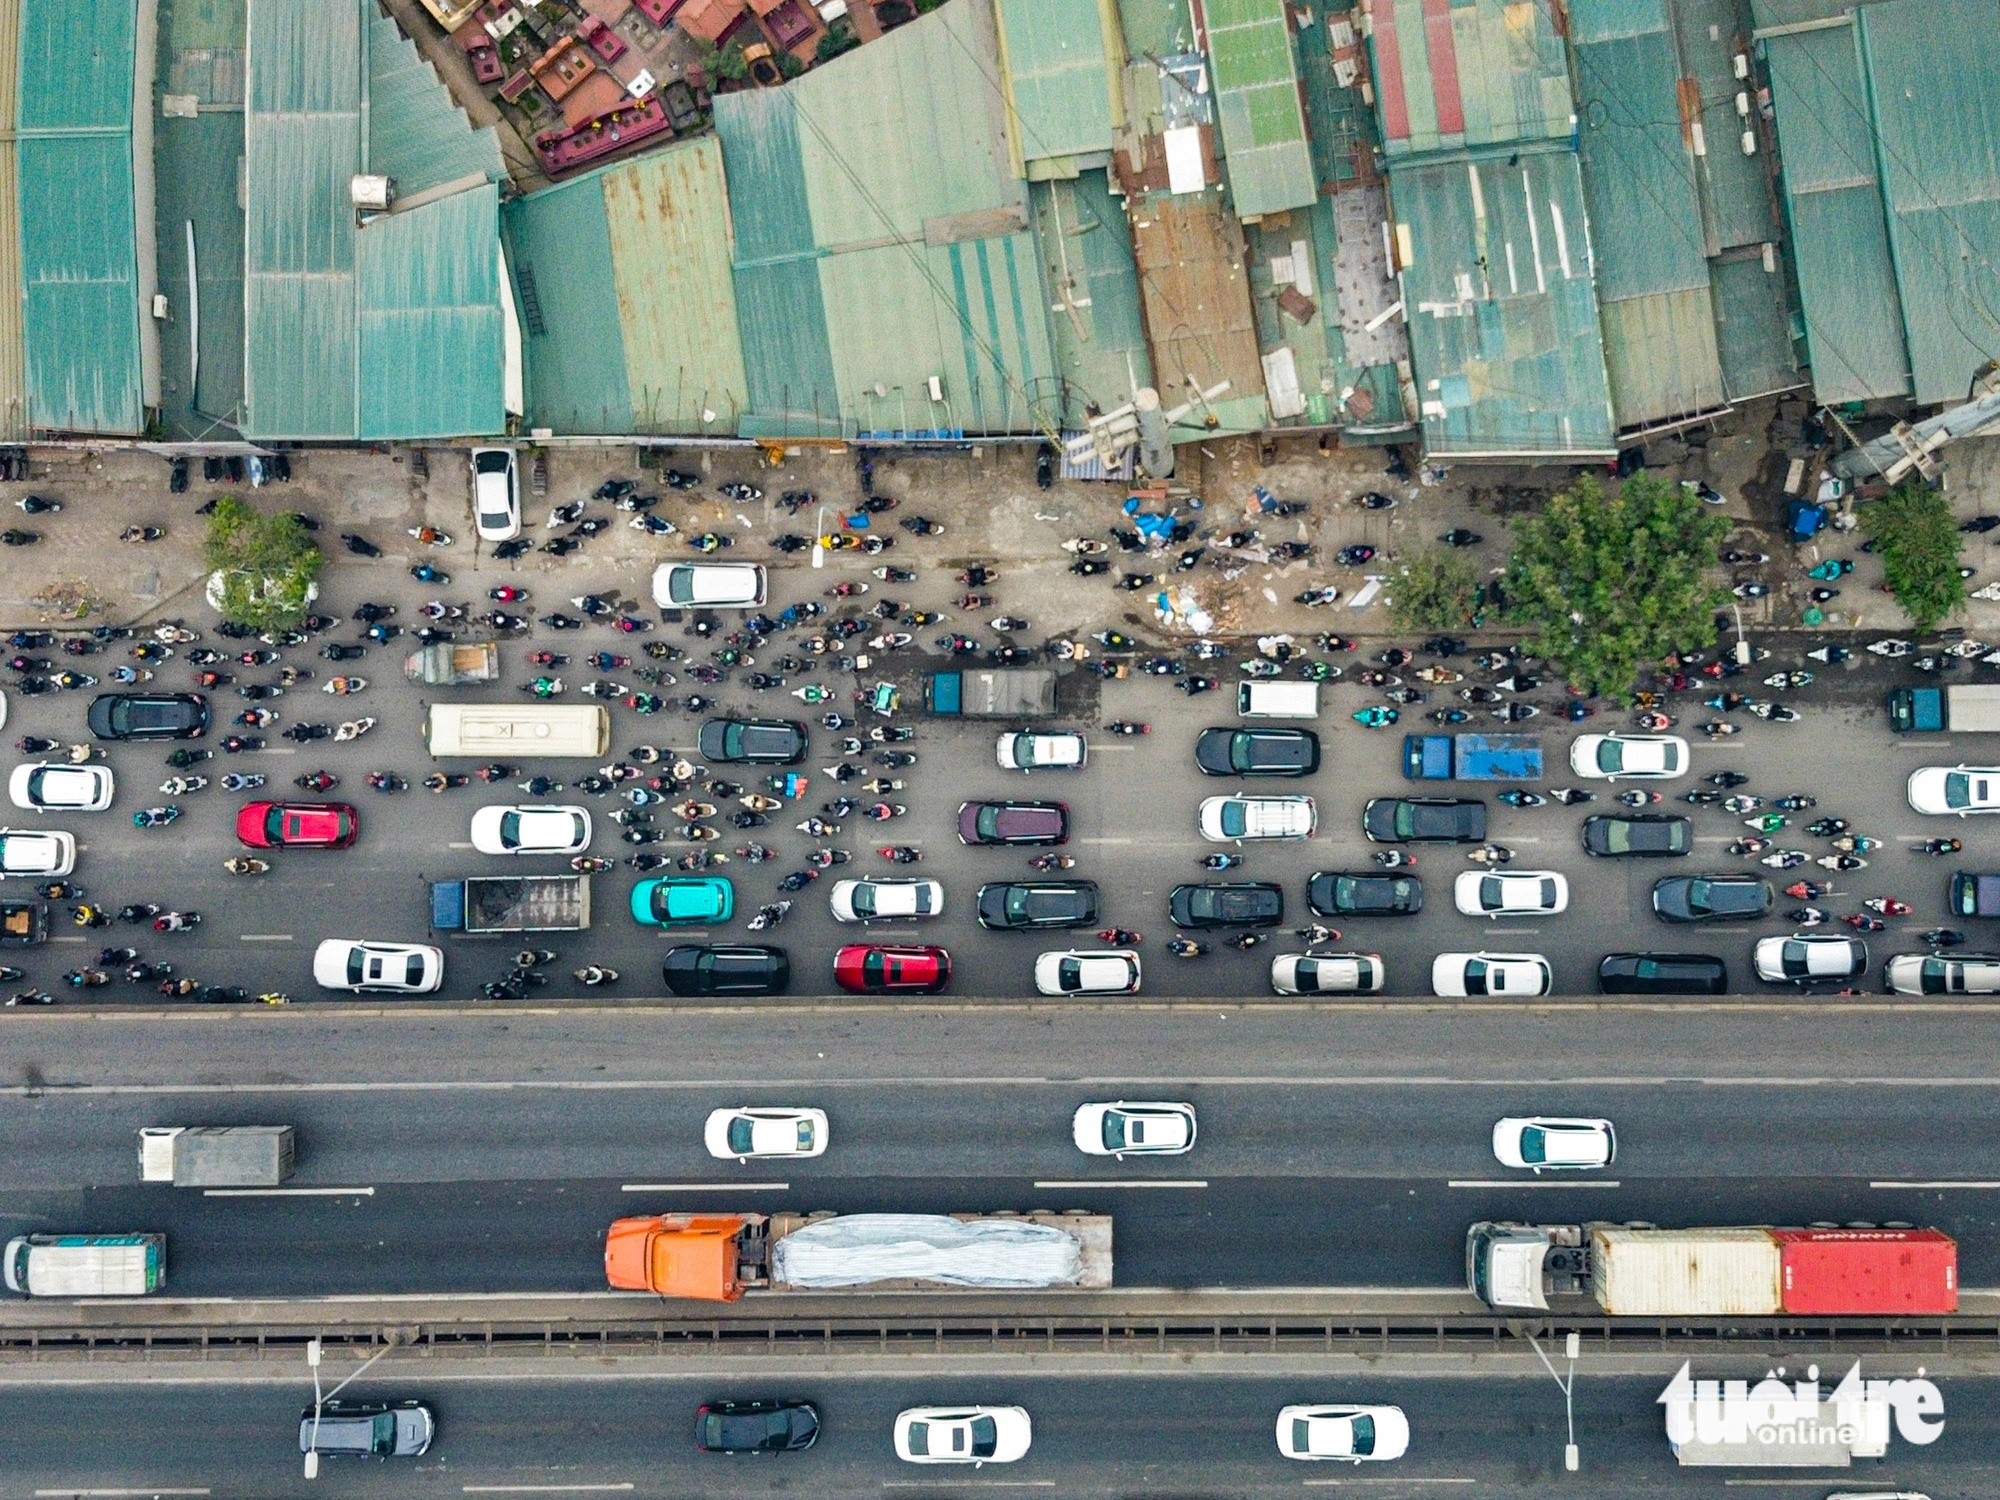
[298, 1399, 435, 1458]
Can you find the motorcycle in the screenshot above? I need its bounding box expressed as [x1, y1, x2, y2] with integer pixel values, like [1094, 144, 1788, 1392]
[133, 806, 180, 827]
[1371, 850, 1415, 868]
[862, 803, 906, 821]
[746, 901, 793, 931]
[1843, 913, 1886, 932]
[153, 911, 200, 932]
[1832, 835, 1884, 853]
[1167, 938, 1209, 958]
[1733, 581, 1769, 599]
[1806, 644, 1852, 664]
[1805, 816, 1849, 836]
[1701, 721, 1741, 738]
[1683, 789, 1722, 805]
[1467, 845, 1513, 866]
[1721, 549, 1770, 565]
[1765, 670, 1814, 689]
[873, 566, 918, 583]
[1747, 702, 1801, 722]
[1492, 702, 1538, 722]
[1761, 850, 1809, 869]
[219, 773, 265, 791]
[1729, 838, 1771, 856]
[1241, 660, 1281, 680]
[1439, 529, 1482, 547]
[1922, 929, 1968, 948]
[1352, 706, 1399, 728]
[718, 482, 763, 502]
[223, 857, 270, 875]
[1863, 897, 1913, 916]
[1807, 558, 1853, 580]
[1105, 721, 1150, 735]
[1548, 788, 1594, 805]
[1867, 638, 1914, 657]
[1427, 708, 1471, 725]
[1790, 907, 1828, 927]
[521, 677, 565, 699]
[1062, 538, 1109, 556]
[333, 718, 375, 741]
[365, 772, 408, 793]
[1818, 854, 1868, 871]
[323, 676, 366, 695]
[1619, 790, 1664, 808]
[1201, 852, 1244, 871]
[1334, 545, 1377, 566]
[1723, 795, 1764, 813]
[1916, 838, 1964, 856]
[411, 562, 449, 585]
[409, 525, 452, 547]
[1030, 853, 1076, 871]
[159, 776, 207, 795]
[1497, 789, 1545, 808]
[1414, 666, 1463, 685]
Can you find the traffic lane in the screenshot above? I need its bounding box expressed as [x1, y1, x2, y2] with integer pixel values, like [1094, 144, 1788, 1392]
[3, 1371, 1994, 1499]
[8, 1175, 2000, 1295]
[16, 1081, 2000, 1189]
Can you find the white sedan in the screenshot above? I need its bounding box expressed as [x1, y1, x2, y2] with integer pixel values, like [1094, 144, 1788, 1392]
[0, 828, 74, 877]
[996, 730, 1086, 771]
[1754, 932, 1869, 983]
[1907, 765, 2000, 816]
[1276, 1404, 1410, 1462]
[1453, 869, 1569, 918]
[1270, 952, 1384, 994]
[9, 762, 113, 812]
[894, 1406, 1032, 1465]
[1034, 949, 1140, 995]
[469, 446, 521, 541]
[311, 939, 444, 993]
[1569, 733, 1689, 780]
[1071, 1101, 1195, 1157]
[469, 804, 592, 856]
[652, 562, 768, 609]
[829, 877, 944, 921]
[703, 1106, 829, 1160]
[1492, 1116, 1616, 1171]
[1198, 794, 1316, 842]
[1431, 951, 1552, 997]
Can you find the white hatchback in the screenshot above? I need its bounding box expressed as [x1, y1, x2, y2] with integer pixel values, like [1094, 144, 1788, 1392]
[469, 804, 592, 855]
[829, 877, 944, 921]
[1907, 765, 2000, 815]
[1431, 951, 1552, 996]
[1569, 733, 1689, 780]
[651, 562, 768, 609]
[9, 762, 113, 812]
[894, 1406, 1032, 1465]
[1492, 1116, 1616, 1171]
[1198, 794, 1316, 841]
[311, 939, 444, 993]
[1034, 949, 1140, 995]
[703, 1106, 829, 1160]
[1269, 951, 1384, 993]
[1453, 869, 1569, 918]
[1276, 1404, 1410, 1462]
[469, 447, 521, 541]
[996, 730, 1087, 771]
[0, 828, 74, 877]
[1071, 1101, 1196, 1157]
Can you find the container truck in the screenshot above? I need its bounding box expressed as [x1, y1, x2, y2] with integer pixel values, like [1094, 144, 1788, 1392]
[605, 1210, 1112, 1301]
[139, 1125, 295, 1187]
[4, 1233, 166, 1297]
[1887, 683, 2000, 732]
[403, 641, 499, 686]
[1402, 734, 1543, 781]
[927, 668, 1057, 718]
[1467, 1222, 1956, 1315]
[429, 874, 591, 934]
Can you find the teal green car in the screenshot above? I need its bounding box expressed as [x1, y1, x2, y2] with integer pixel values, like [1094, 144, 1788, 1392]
[631, 876, 734, 927]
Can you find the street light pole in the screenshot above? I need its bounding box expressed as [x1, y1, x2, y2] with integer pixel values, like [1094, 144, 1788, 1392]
[811, 504, 828, 570]
[303, 1334, 397, 1479]
[1520, 1328, 1581, 1471]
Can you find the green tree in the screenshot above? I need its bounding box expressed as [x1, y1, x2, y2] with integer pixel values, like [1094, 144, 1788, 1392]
[1502, 473, 1729, 702]
[202, 496, 323, 631]
[1387, 547, 1483, 633]
[1862, 480, 1964, 633]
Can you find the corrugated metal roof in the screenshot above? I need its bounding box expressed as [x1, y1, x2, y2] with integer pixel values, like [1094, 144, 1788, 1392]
[1367, 0, 1573, 161]
[1029, 170, 1153, 424]
[1392, 149, 1617, 455]
[1710, 251, 1802, 399]
[366, 6, 503, 199]
[503, 169, 635, 434]
[1599, 287, 1726, 427]
[357, 182, 504, 439]
[1130, 191, 1268, 418]
[992, 0, 1121, 166]
[1761, 18, 1911, 401]
[0, 0, 29, 439]
[16, 0, 144, 433]
[1856, 0, 2000, 403]
[1672, 0, 1773, 251]
[1200, 0, 1317, 217]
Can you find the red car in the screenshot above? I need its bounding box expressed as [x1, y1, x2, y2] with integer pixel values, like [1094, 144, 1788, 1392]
[235, 800, 359, 850]
[833, 943, 952, 994]
[956, 800, 1068, 845]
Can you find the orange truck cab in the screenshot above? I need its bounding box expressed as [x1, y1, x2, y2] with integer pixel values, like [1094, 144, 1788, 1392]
[605, 1213, 770, 1301]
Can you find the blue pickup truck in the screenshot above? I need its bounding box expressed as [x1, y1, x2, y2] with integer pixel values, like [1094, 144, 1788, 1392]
[1402, 733, 1543, 781]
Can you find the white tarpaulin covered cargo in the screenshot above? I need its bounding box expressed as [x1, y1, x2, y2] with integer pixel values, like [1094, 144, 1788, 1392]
[771, 1213, 1085, 1288]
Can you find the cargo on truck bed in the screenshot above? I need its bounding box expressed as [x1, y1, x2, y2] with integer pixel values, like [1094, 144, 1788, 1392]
[140, 1126, 295, 1187]
[928, 669, 1057, 717]
[1402, 734, 1543, 781]
[1888, 684, 2000, 733]
[430, 874, 590, 933]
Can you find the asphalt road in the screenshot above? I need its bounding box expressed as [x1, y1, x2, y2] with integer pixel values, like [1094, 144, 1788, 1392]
[4, 1370, 1994, 1498]
[8, 541, 1999, 1001]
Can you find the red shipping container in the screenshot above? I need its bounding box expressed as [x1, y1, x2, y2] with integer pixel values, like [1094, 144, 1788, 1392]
[1773, 1227, 1957, 1315]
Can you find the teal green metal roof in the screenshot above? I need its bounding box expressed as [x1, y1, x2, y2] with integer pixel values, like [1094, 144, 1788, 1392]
[16, 0, 144, 433]
[1367, 0, 1573, 161]
[503, 166, 633, 433]
[367, 6, 504, 199]
[1856, 0, 2000, 403]
[993, 0, 1119, 165]
[1709, 251, 1802, 400]
[1392, 148, 1616, 455]
[715, 0, 1056, 437]
[1201, 0, 1317, 217]
[1028, 170, 1152, 426]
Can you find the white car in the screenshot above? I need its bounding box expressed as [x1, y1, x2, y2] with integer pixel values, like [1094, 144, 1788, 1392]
[0, 828, 74, 877]
[1276, 1404, 1410, 1462]
[1034, 948, 1140, 995]
[9, 762, 113, 812]
[469, 446, 520, 541]
[996, 730, 1086, 771]
[1885, 952, 2000, 995]
[1431, 951, 1552, 997]
[1907, 765, 2000, 815]
[1569, 733, 1688, 780]
[1198, 794, 1316, 842]
[894, 1406, 1032, 1465]
[1270, 951, 1384, 994]
[829, 877, 944, 921]
[311, 939, 444, 993]
[1453, 869, 1569, 918]
[1071, 1101, 1195, 1157]
[469, 804, 592, 856]
[703, 1106, 829, 1160]
[651, 562, 768, 609]
[1492, 1116, 1617, 1171]
[1754, 932, 1868, 983]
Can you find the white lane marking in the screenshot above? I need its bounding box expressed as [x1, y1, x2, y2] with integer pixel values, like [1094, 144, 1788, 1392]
[1484, 927, 1539, 935]
[621, 1181, 790, 1192]
[449, 841, 474, 849]
[1033, 1179, 1206, 1189]
[1871, 1180, 2000, 1189]
[882, 1483, 1055, 1490]
[50, 935, 84, 943]
[238, 933, 293, 942]
[1448, 1179, 1621, 1189]
[1078, 837, 1136, 845]
[463, 1487, 636, 1495]
[1302, 1481, 1475, 1487]
[35, 1491, 212, 1497]
[203, 1186, 374, 1197]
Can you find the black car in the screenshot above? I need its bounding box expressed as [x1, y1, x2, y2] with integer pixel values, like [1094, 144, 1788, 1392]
[662, 944, 790, 995]
[1651, 874, 1773, 923]
[697, 718, 808, 765]
[87, 692, 209, 741]
[1194, 726, 1321, 777]
[1307, 870, 1422, 917]
[1582, 813, 1692, 857]
[1597, 952, 1729, 995]
[976, 880, 1100, 930]
[1169, 881, 1283, 928]
[1362, 796, 1486, 843]
[695, 1399, 821, 1453]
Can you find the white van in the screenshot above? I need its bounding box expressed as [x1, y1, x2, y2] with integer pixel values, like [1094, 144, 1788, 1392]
[5, 1232, 166, 1296]
[426, 704, 610, 758]
[1237, 681, 1319, 719]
